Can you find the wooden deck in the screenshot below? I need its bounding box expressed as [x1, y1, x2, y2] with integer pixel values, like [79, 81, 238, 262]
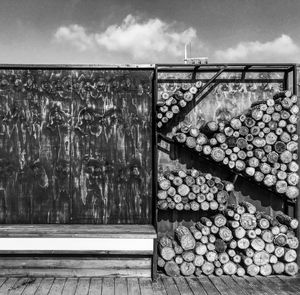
[1, 274, 300, 295]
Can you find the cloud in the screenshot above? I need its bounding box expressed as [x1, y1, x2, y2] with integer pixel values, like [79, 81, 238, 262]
[54, 15, 199, 61]
[54, 24, 95, 51]
[215, 34, 299, 62]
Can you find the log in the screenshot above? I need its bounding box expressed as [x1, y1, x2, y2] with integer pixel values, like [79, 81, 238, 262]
[280, 150, 293, 164]
[159, 245, 176, 261]
[201, 262, 214, 275]
[219, 226, 233, 242]
[215, 267, 224, 276]
[253, 251, 270, 266]
[182, 251, 195, 262]
[200, 236, 208, 244]
[237, 238, 250, 250]
[189, 225, 202, 240]
[247, 229, 256, 239]
[158, 257, 166, 268]
[284, 249, 297, 262]
[274, 233, 287, 247]
[196, 222, 210, 236]
[194, 268, 202, 276]
[175, 255, 184, 265]
[240, 201, 257, 214]
[211, 225, 219, 234]
[276, 181, 288, 194]
[240, 213, 257, 230]
[177, 184, 190, 197]
[180, 262, 196, 276]
[273, 262, 285, 274]
[234, 227, 246, 239]
[207, 242, 216, 251]
[286, 186, 299, 199]
[193, 255, 204, 267]
[159, 179, 171, 190]
[200, 217, 213, 227]
[200, 201, 210, 211]
[261, 230, 274, 243]
[233, 255, 241, 264]
[257, 217, 270, 230]
[164, 260, 180, 276]
[260, 264, 272, 276]
[211, 147, 225, 162]
[223, 261, 237, 275]
[175, 226, 196, 250]
[276, 213, 299, 229]
[285, 262, 299, 276]
[219, 252, 230, 264]
[159, 236, 173, 248]
[246, 264, 260, 277]
[206, 251, 218, 262]
[214, 214, 227, 227]
[195, 242, 207, 256]
[269, 254, 278, 264]
[228, 220, 240, 229]
[251, 237, 265, 251]
[287, 236, 299, 249]
[274, 246, 285, 258]
[215, 239, 227, 253]
[236, 267, 246, 277]
[265, 243, 275, 254]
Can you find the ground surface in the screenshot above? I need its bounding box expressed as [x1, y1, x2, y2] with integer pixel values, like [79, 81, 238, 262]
[0, 274, 300, 294]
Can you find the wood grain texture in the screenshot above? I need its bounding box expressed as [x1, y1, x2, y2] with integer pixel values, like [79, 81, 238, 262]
[0, 68, 153, 224]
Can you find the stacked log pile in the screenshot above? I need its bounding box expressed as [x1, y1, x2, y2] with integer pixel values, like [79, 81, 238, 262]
[156, 81, 203, 128]
[172, 91, 299, 199]
[158, 202, 299, 277]
[157, 168, 234, 211]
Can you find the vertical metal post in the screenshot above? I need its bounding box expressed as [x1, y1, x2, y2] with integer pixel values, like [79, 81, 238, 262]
[151, 65, 158, 280]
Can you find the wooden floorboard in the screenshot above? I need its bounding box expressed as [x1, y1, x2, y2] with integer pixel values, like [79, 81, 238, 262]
[173, 277, 193, 295]
[48, 278, 66, 295]
[101, 278, 114, 295]
[139, 278, 154, 295]
[35, 277, 55, 295]
[185, 277, 207, 295]
[88, 278, 102, 295]
[62, 278, 78, 295]
[0, 275, 296, 294]
[22, 278, 43, 295]
[74, 278, 90, 295]
[162, 277, 180, 295]
[115, 277, 127, 295]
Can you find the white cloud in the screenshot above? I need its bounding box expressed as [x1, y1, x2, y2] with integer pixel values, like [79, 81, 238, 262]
[215, 34, 299, 62]
[54, 24, 95, 51]
[54, 15, 199, 61]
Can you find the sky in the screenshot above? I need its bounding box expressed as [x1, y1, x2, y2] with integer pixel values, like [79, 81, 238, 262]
[0, 0, 299, 64]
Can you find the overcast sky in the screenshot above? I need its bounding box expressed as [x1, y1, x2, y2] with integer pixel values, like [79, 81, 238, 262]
[0, 0, 299, 64]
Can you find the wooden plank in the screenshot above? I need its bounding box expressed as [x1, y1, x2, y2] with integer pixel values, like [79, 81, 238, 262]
[115, 278, 128, 295]
[198, 276, 220, 295]
[139, 278, 154, 295]
[221, 276, 249, 295]
[88, 278, 102, 295]
[276, 275, 300, 292]
[9, 278, 38, 295]
[34, 278, 55, 295]
[185, 277, 207, 295]
[0, 257, 151, 269]
[209, 276, 233, 295]
[173, 277, 193, 295]
[162, 277, 180, 295]
[74, 278, 90, 295]
[127, 278, 141, 295]
[0, 268, 151, 278]
[0, 278, 17, 294]
[0, 250, 153, 255]
[268, 277, 298, 295]
[48, 278, 66, 295]
[0, 225, 157, 238]
[255, 277, 287, 295]
[62, 278, 78, 295]
[244, 277, 276, 295]
[152, 278, 167, 295]
[101, 278, 114, 295]
[232, 276, 260, 295]
[21, 278, 42, 295]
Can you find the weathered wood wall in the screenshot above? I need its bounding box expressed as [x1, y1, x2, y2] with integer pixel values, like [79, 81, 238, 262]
[0, 68, 153, 224]
[157, 70, 292, 236]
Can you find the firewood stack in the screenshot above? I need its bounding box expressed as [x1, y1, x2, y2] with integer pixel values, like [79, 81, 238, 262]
[157, 168, 234, 211]
[158, 201, 299, 277]
[171, 91, 299, 199]
[156, 81, 203, 128]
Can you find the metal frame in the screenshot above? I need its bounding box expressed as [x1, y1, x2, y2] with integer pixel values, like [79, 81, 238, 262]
[154, 63, 299, 276]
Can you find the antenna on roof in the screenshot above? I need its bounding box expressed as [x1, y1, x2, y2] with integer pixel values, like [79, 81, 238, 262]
[184, 43, 208, 65]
